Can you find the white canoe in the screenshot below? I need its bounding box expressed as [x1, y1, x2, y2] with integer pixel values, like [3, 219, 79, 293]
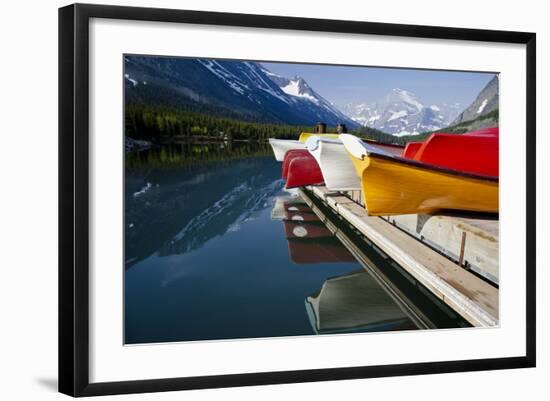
[268, 138, 305, 162]
[305, 135, 361, 191]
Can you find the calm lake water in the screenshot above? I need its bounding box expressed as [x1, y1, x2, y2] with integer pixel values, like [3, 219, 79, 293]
[125, 144, 468, 344]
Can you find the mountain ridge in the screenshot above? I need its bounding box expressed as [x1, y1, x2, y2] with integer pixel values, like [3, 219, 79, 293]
[451, 75, 499, 125]
[124, 56, 358, 128]
[338, 88, 462, 137]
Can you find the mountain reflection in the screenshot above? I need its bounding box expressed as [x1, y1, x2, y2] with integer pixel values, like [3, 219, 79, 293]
[125, 155, 282, 268]
[125, 155, 466, 344]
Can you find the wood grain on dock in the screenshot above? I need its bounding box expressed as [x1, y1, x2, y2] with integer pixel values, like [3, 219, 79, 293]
[386, 214, 499, 284]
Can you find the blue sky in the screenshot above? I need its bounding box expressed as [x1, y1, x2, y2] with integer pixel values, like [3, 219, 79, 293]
[262, 61, 495, 108]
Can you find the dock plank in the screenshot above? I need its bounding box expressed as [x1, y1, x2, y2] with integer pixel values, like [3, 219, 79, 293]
[387, 214, 499, 284]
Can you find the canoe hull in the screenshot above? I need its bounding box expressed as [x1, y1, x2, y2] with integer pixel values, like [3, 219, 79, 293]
[269, 138, 305, 162]
[403, 142, 423, 159]
[413, 132, 498, 176]
[285, 155, 324, 189]
[298, 132, 339, 142]
[366, 141, 404, 156]
[282, 149, 310, 179]
[308, 140, 361, 191]
[349, 153, 498, 216]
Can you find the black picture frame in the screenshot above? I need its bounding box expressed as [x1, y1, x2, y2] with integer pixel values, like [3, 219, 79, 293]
[58, 3, 536, 397]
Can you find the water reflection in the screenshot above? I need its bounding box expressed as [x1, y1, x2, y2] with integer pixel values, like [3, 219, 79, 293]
[306, 270, 416, 334]
[125, 155, 282, 268]
[125, 148, 467, 344]
[126, 141, 272, 169]
[272, 196, 357, 264]
[272, 197, 418, 333]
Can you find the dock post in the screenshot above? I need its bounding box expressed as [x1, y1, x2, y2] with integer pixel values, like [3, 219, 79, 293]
[458, 231, 467, 268]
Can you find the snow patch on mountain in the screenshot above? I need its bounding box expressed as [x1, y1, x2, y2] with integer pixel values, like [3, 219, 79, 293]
[394, 130, 420, 137]
[280, 79, 318, 103]
[393, 88, 423, 111]
[198, 59, 249, 95]
[388, 110, 408, 121]
[452, 75, 498, 125]
[477, 99, 488, 114]
[241, 62, 289, 103]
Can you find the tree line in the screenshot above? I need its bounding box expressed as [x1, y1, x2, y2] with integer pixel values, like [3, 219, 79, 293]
[126, 102, 496, 147]
[125, 103, 319, 141]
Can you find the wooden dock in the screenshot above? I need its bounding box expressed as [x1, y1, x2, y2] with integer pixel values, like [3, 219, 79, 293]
[301, 186, 499, 327]
[383, 214, 499, 284]
[340, 189, 499, 285]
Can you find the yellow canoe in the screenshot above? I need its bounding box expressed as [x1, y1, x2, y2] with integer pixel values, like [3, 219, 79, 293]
[298, 132, 339, 143]
[339, 134, 499, 216]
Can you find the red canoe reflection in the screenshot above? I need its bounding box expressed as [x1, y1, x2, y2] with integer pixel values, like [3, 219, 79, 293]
[275, 198, 356, 264]
[287, 238, 357, 264]
[283, 220, 332, 239]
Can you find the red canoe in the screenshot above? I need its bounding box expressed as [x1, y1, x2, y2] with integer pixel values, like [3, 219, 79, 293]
[405, 127, 499, 177]
[282, 149, 310, 179]
[464, 127, 499, 137]
[285, 154, 324, 189]
[403, 141, 423, 159]
[282, 140, 402, 189]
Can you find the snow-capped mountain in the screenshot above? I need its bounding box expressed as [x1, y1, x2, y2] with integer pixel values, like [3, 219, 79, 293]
[339, 88, 462, 136]
[261, 70, 352, 121]
[451, 75, 499, 125]
[124, 56, 358, 128]
[261, 69, 357, 127]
